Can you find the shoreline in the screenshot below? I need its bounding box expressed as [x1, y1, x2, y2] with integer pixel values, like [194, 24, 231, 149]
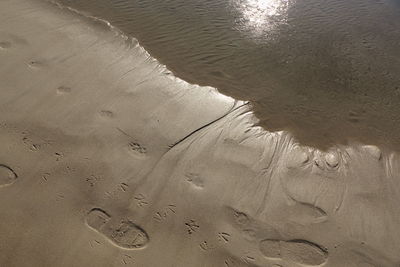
[0, 0, 399, 266]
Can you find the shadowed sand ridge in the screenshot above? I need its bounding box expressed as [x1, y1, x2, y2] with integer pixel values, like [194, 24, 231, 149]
[0, 0, 400, 266]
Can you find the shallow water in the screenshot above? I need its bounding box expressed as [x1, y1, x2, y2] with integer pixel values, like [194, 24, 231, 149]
[49, 0, 400, 150]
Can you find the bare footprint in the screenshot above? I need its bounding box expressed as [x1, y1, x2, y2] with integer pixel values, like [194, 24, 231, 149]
[85, 208, 149, 250]
[259, 239, 328, 266]
[0, 164, 18, 187]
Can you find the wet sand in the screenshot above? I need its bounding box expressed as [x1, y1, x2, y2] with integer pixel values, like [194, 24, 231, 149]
[49, 0, 400, 150]
[1, 0, 400, 266]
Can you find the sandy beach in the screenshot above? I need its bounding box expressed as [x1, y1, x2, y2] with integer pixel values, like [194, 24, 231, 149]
[1, 0, 400, 266]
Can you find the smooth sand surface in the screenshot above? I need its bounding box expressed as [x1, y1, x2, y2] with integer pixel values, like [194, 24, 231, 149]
[0, 0, 400, 266]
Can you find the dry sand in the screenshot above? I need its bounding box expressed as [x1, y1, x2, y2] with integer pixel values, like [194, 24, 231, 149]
[0, 0, 400, 266]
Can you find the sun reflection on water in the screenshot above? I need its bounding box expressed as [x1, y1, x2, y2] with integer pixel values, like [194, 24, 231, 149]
[233, 0, 294, 39]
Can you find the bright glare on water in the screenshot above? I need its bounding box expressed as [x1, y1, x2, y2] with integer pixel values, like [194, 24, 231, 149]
[234, 0, 292, 38]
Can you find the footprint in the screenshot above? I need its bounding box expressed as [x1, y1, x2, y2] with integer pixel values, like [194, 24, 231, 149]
[348, 111, 361, 123]
[99, 110, 114, 118]
[286, 146, 310, 169]
[57, 86, 72, 94]
[233, 210, 250, 226]
[259, 239, 328, 266]
[128, 142, 147, 155]
[0, 41, 11, 50]
[110, 220, 149, 249]
[313, 150, 342, 172]
[85, 208, 149, 250]
[324, 152, 340, 169]
[185, 220, 200, 235]
[22, 136, 40, 151]
[259, 239, 281, 259]
[86, 208, 111, 229]
[362, 145, 382, 160]
[348, 109, 366, 123]
[281, 147, 346, 212]
[286, 199, 328, 224]
[185, 173, 204, 188]
[27, 60, 47, 70]
[0, 164, 18, 187]
[224, 207, 281, 243]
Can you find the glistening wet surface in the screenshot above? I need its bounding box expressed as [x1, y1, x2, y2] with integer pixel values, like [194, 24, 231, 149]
[2, 1, 400, 265]
[47, 0, 400, 150]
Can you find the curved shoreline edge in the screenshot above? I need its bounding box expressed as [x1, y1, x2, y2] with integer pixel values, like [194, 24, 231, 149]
[0, 0, 399, 266]
[45, 0, 240, 103]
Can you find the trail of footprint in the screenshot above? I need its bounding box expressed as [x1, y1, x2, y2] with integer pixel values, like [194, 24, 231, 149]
[85, 208, 149, 250]
[259, 239, 328, 266]
[0, 164, 18, 187]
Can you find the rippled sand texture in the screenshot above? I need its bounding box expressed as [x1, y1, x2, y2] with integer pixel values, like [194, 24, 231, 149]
[1, 0, 400, 266]
[52, 0, 400, 150]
